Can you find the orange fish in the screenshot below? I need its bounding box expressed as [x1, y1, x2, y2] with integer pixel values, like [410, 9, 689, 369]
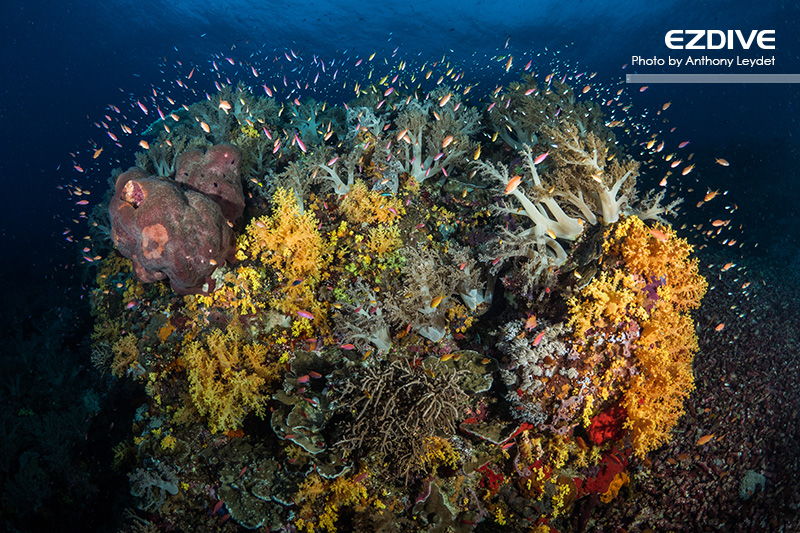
[533, 329, 546, 346]
[704, 189, 719, 202]
[505, 175, 523, 195]
[714, 323, 725, 331]
[524, 315, 537, 331]
[696, 434, 715, 446]
[682, 164, 695, 176]
[715, 158, 729, 166]
[139, 140, 150, 150]
[650, 228, 669, 242]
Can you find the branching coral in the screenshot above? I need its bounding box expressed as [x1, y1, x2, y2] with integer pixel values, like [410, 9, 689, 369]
[331, 359, 469, 477]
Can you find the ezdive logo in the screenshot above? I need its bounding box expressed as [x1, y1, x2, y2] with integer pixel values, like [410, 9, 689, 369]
[630, 29, 776, 68]
[665, 30, 775, 50]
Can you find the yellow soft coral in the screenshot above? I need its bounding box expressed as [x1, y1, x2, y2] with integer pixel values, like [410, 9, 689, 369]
[111, 334, 140, 378]
[182, 325, 281, 432]
[293, 472, 370, 533]
[340, 180, 404, 225]
[567, 269, 648, 338]
[193, 266, 266, 316]
[420, 436, 460, 474]
[604, 216, 706, 312]
[569, 215, 706, 457]
[240, 187, 330, 326]
[365, 224, 402, 256]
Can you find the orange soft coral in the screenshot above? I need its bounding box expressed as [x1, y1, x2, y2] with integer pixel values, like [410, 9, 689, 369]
[568, 215, 706, 457]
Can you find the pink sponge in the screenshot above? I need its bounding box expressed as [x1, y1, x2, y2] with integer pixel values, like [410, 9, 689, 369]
[175, 144, 245, 223]
[109, 167, 235, 294]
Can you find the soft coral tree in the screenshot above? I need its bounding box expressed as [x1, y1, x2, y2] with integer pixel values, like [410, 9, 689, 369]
[392, 88, 478, 184]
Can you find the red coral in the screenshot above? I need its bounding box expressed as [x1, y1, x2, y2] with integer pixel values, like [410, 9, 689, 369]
[476, 465, 504, 494]
[109, 167, 235, 294]
[587, 402, 627, 445]
[574, 447, 629, 497]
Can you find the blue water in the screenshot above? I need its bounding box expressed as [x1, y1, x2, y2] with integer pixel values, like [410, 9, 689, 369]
[2, 0, 798, 292]
[1, 0, 799, 530]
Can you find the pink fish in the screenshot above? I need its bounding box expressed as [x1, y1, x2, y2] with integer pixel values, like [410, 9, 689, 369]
[534, 151, 549, 165]
[297, 310, 314, 320]
[679, 140, 690, 148]
[533, 329, 546, 346]
[294, 133, 306, 153]
[297, 375, 311, 383]
[136, 100, 148, 114]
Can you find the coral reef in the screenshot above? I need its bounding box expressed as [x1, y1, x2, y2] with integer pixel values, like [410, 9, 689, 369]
[91, 65, 712, 533]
